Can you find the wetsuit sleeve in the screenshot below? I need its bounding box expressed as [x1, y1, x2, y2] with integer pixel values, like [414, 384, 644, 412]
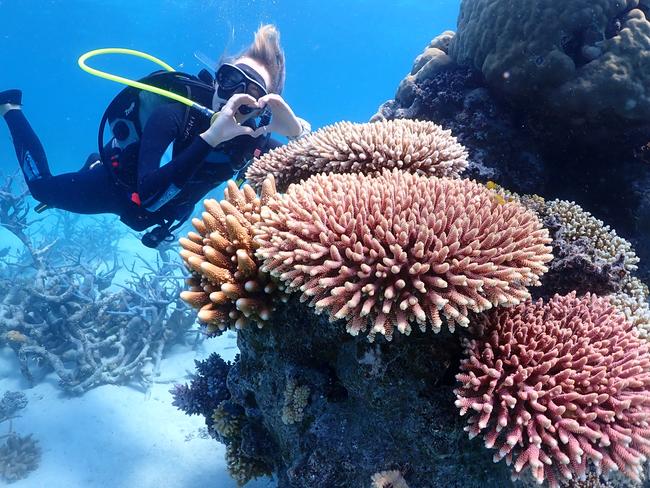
[137, 104, 212, 204]
[264, 137, 284, 152]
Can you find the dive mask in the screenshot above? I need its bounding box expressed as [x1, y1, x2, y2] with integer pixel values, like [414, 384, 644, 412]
[215, 63, 267, 114]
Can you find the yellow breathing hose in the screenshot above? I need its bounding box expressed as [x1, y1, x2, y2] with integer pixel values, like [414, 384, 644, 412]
[78, 48, 217, 121]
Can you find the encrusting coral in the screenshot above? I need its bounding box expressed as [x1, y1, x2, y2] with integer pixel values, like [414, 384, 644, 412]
[179, 180, 288, 334]
[455, 292, 650, 487]
[281, 379, 310, 425]
[255, 169, 553, 341]
[448, 0, 650, 123]
[245, 119, 468, 192]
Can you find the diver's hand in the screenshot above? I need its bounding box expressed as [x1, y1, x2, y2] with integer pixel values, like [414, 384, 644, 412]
[200, 94, 260, 147]
[251, 94, 302, 138]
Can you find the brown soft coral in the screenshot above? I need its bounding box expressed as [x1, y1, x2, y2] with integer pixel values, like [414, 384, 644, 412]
[255, 169, 552, 341]
[179, 180, 287, 334]
[245, 119, 468, 192]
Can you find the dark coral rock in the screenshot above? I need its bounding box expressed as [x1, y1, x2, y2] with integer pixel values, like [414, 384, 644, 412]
[222, 297, 513, 488]
[376, 58, 650, 283]
[533, 213, 630, 300]
[376, 65, 548, 196]
[170, 352, 231, 419]
[536, 235, 628, 299]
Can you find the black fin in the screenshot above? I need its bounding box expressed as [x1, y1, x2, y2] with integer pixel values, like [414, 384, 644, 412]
[0, 89, 22, 105]
[80, 152, 101, 171]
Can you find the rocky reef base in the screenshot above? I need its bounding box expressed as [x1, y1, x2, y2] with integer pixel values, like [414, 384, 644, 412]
[224, 297, 512, 488]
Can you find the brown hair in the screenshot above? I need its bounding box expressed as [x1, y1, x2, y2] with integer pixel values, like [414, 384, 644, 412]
[227, 24, 286, 94]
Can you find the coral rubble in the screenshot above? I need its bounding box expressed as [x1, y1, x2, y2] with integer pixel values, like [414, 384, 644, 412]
[179, 180, 288, 335]
[0, 391, 40, 483]
[0, 174, 195, 394]
[0, 433, 41, 483]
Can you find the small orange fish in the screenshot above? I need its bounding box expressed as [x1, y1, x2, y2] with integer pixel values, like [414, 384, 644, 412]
[493, 194, 507, 206]
[5, 330, 27, 343]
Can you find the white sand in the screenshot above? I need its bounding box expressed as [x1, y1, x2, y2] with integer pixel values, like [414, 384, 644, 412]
[0, 335, 275, 488]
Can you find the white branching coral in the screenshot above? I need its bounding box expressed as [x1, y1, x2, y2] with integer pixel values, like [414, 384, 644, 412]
[245, 119, 468, 192]
[610, 276, 650, 339]
[371, 470, 410, 488]
[542, 199, 639, 272]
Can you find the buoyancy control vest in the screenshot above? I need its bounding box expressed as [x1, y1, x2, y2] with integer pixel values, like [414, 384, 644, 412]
[97, 69, 271, 234]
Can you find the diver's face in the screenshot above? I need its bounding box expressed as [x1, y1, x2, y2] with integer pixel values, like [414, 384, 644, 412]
[212, 57, 272, 120]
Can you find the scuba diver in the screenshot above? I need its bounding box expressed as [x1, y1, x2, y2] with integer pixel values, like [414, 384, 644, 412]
[0, 24, 310, 248]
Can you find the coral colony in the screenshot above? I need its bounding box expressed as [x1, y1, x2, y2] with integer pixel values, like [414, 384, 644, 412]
[173, 1, 650, 486]
[176, 123, 650, 487]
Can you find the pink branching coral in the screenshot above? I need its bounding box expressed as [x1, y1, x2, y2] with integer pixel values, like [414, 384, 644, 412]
[179, 180, 287, 334]
[254, 169, 552, 341]
[455, 293, 650, 487]
[245, 119, 468, 192]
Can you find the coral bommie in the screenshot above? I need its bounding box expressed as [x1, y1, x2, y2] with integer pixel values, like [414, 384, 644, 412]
[179, 180, 287, 334]
[254, 169, 552, 340]
[245, 119, 468, 192]
[455, 293, 650, 487]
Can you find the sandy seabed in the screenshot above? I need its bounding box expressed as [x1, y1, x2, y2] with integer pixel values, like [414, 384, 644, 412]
[0, 334, 275, 488]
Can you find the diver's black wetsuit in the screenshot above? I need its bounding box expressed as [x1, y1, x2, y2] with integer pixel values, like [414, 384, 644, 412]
[3, 103, 279, 232]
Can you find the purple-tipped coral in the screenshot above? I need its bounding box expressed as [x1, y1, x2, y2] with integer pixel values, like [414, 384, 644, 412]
[171, 353, 231, 418]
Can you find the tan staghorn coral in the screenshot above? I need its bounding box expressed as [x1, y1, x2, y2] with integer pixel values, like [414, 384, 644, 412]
[255, 169, 552, 341]
[455, 293, 650, 487]
[179, 179, 287, 334]
[245, 119, 468, 192]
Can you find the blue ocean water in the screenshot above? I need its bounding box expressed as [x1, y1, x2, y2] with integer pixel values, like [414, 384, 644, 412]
[0, 2, 460, 487]
[0, 0, 459, 173]
[3, 1, 650, 487]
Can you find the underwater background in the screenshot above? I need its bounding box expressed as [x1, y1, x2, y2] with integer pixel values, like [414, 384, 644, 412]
[0, 0, 458, 173]
[3, 0, 650, 487]
[0, 1, 459, 487]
